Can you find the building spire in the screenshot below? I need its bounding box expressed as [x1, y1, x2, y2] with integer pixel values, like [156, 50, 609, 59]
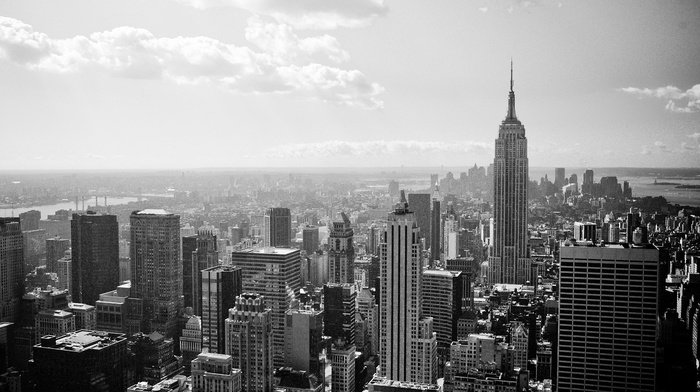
[507, 60, 517, 121]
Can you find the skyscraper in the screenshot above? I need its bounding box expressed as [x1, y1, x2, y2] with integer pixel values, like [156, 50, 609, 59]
[0, 218, 24, 323]
[264, 207, 292, 248]
[201, 265, 242, 354]
[302, 225, 320, 255]
[328, 212, 354, 284]
[231, 247, 301, 367]
[285, 307, 324, 377]
[430, 184, 441, 267]
[225, 293, 273, 392]
[190, 231, 219, 316]
[324, 283, 356, 346]
[45, 237, 70, 273]
[128, 209, 181, 339]
[380, 191, 437, 383]
[554, 167, 566, 189]
[422, 269, 468, 366]
[408, 193, 431, 247]
[489, 63, 529, 285]
[71, 212, 119, 305]
[557, 244, 659, 391]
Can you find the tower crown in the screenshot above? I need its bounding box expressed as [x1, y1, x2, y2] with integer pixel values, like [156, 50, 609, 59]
[505, 60, 519, 124]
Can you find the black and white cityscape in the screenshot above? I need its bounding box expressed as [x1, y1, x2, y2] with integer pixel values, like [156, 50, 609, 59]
[1, 1, 700, 392]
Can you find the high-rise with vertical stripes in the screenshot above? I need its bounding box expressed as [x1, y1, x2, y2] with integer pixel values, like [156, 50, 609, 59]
[379, 191, 437, 383]
[488, 63, 530, 284]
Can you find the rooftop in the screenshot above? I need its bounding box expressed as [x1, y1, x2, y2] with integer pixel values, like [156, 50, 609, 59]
[134, 209, 172, 215]
[234, 247, 298, 255]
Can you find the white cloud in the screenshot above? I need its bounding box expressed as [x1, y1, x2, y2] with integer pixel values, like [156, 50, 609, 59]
[479, 7, 489, 13]
[653, 141, 669, 152]
[620, 84, 700, 113]
[640, 146, 651, 155]
[265, 140, 493, 158]
[173, 0, 388, 30]
[688, 132, 700, 141]
[0, 16, 383, 109]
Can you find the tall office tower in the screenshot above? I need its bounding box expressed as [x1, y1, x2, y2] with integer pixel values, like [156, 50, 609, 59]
[71, 212, 119, 305]
[408, 193, 431, 246]
[443, 205, 459, 261]
[489, 64, 529, 285]
[581, 169, 594, 195]
[225, 293, 273, 392]
[182, 234, 197, 309]
[558, 244, 659, 392]
[285, 307, 324, 377]
[18, 210, 40, 231]
[422, 269, 468, 366]
[45, 237, 70, 273]
[188, 231, 219, 316]
[129, 209, 181, 339]
[232, 248, 301, 367]
[357, 287, 378, 355]
[554, 167, 566, 188]
[331, 341, 356, 392]
[380, 191, 437, 383]
[201, 265, 242, 354]
[510, 321, 528, 369]
[264, 207, 292, 248]
[324, 283, 356, 346]
[0, 218, 23, 323]
[303, 225, 320, 255]
[430, 184, 442, 267]
[329, 213, 355, 284]
[31, 331, 129, 392]
[191, 352, 242, 392]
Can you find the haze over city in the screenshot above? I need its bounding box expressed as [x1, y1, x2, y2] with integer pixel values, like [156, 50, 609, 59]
[1, 0, 699, 170]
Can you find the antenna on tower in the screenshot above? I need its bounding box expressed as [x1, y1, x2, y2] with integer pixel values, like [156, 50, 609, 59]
[510, 58, 514, 92]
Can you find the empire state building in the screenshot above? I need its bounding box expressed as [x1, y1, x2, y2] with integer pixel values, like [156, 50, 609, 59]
[488, 63, 530, 284]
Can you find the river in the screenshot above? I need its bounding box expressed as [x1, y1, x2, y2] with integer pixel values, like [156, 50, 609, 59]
[0, 197, 141, 219]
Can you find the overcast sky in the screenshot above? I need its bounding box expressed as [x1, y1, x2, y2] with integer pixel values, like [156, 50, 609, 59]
[1, 0, 698, 170]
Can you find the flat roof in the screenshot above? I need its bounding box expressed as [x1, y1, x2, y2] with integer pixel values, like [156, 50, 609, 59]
[233, 247, 298, 255]
[134, 209, 171, 215]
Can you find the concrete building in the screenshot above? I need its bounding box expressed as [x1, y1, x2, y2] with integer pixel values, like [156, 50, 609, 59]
[356, 287, 378, 355]
[191, 352, 242, 392]
[330, 341, 356, 392]
[303, 225, 320, 255]
[56, 253, 72, 293]
[128, 209, 181, 339]
[328, 213, 355, 284]
[35, 309, 75, 340]
[285, 307, 324, 377]
[557, 244, 659, 392]
[232, 247, 301, 367]
[509, 322, 528, 370]
[31, 330, 129, 392]
[95, 282, 130, 333]
[0, 218, 24, 323]
[201, 265, 242, 354]
[186, 230, 219, 316]
[45, 237, 70, 273]
[71, 212, 119, 305]
[449, 334, 496, 373]
[380, 191, 437, 383]
[265, 207, 292, 248]
[573, 222, 597, 243]
[324, 283, 356, 346]
[68, 302, 96, 330]
[489, 64, 529, 285]
[407, 193, 431, 249]
[180, 315, 202, 376]
[225, 293, 273, 392]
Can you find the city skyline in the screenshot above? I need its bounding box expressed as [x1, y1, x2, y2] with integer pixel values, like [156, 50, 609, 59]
[1, 1, 699, 170]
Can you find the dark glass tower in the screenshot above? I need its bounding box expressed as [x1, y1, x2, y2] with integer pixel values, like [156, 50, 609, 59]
[71, 212, 119, 305]
[489, 63, 529, 284]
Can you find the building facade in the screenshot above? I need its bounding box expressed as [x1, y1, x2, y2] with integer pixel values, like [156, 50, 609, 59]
[1, 218, 24, 323]
[191, 352, 242, 392]
[201, 265, 242, 354]
[557, 244, 659, 391]
[264, 207, 292, 248]
[324, 283, 356, 346]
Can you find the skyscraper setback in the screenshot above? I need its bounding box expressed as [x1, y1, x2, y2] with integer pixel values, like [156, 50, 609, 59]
[71, 212, 119, 305]
[488, 64, 529, 285]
